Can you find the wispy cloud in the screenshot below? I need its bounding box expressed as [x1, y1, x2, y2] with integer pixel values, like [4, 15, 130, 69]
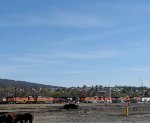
[124, 67, 150, 73]
[10, 56, 62, 65]
[49, 10, 114, 28]
[58, 51, 122, 59]
[0, 64, 32, 73]
[10, 50, 122, 64]
[0, 9, 115, 28]
[131, 39, 150, 50]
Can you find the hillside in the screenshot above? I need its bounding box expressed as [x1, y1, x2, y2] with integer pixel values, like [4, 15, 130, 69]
[0, 78, 58, 89]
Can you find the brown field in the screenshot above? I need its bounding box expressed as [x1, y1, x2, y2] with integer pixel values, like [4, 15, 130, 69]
[0, 103, 150, 123]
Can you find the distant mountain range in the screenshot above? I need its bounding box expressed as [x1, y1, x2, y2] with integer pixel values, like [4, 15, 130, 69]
[0, 78, 58, 89]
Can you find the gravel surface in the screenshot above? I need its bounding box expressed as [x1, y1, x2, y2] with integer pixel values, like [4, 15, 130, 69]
[0, 103, 150, 123]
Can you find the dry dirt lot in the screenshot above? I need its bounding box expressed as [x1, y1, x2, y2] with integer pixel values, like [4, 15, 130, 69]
[0, 103, 150, 123]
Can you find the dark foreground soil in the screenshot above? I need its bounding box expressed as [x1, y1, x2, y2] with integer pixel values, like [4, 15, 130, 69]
[0, 103, 150, 123]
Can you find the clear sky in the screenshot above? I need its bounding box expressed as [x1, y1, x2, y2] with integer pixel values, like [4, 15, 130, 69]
[1, 0, 150, 87]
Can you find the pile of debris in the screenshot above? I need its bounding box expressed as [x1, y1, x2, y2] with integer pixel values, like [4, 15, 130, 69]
[63, 103, 79, 109]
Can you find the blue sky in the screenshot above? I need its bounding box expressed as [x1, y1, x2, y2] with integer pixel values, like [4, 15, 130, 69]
[1, 0, 150, 87]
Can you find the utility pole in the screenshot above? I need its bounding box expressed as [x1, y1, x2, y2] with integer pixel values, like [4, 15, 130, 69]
[108, 84, 111, 103]
[14, 88, 16, 98]
[139, 78, 144, 96]
[142, 82, 144, 96]
[109, 87, 111, 103]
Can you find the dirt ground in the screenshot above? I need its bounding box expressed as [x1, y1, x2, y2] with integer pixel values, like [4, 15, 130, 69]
[0, 103, 150, 123]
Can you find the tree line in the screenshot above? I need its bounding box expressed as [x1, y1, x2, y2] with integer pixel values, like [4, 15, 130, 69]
[0, 85, 150, 99]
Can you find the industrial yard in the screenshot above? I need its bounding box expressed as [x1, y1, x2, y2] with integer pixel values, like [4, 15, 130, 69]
[0, 103, 150, 123]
